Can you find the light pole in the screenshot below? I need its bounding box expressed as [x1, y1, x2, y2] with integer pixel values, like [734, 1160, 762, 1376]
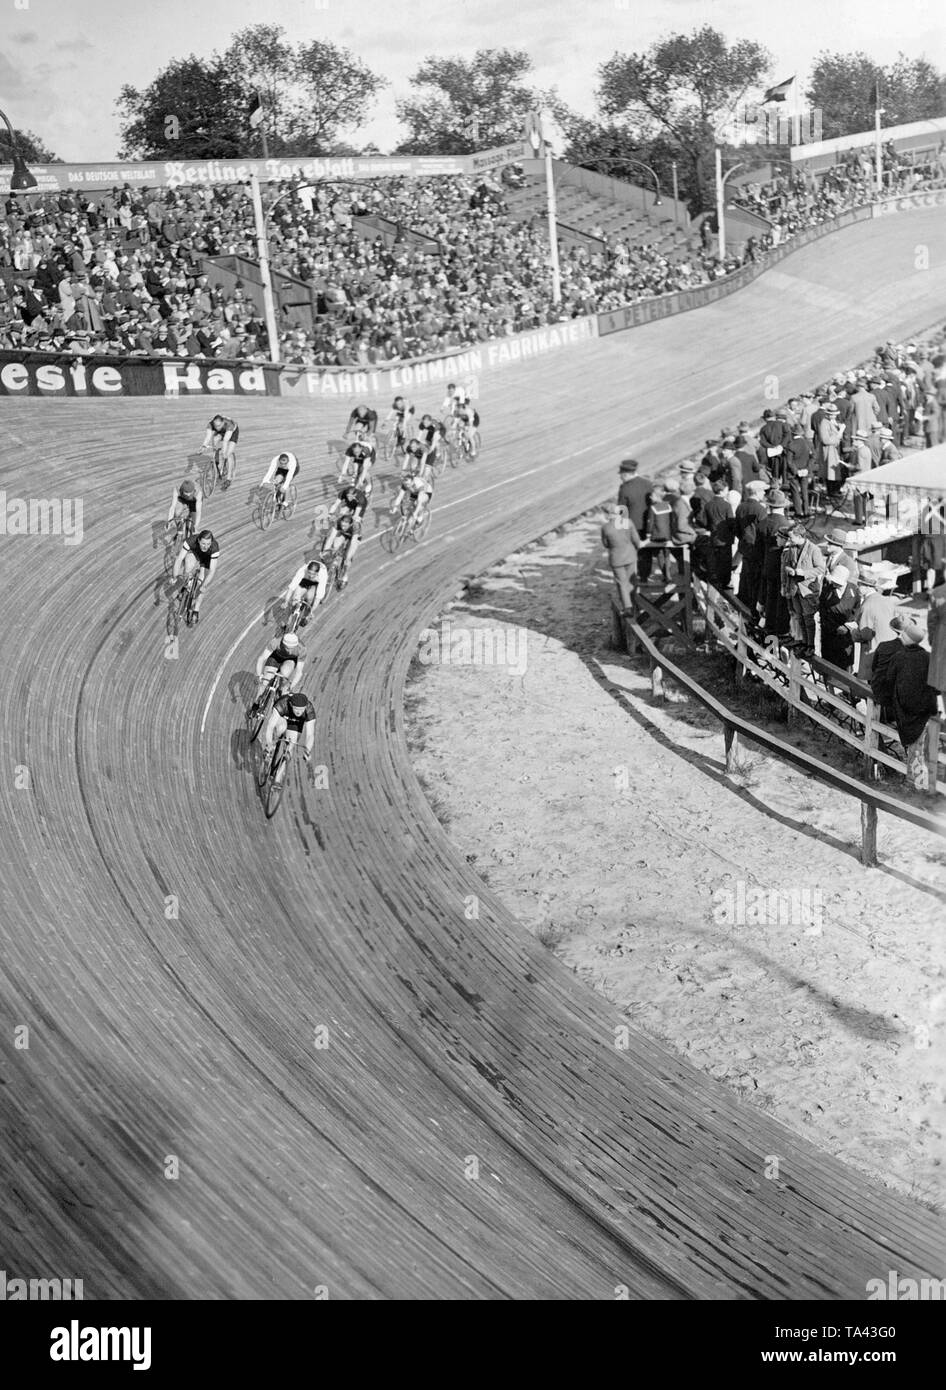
[527, 112, 561, 306]
[249, 173, 281, 364]
[715, 153, 745, 262]
[671, 160, 680, 229]
[0, 108, 38, 191]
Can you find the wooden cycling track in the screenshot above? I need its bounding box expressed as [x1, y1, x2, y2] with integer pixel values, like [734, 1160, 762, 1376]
[1, 210, 945, 1299]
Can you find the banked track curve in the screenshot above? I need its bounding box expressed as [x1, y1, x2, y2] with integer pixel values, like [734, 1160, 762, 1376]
[2, 210, 945, 1298]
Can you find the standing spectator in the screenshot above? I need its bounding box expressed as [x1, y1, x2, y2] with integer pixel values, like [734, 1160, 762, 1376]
[759, 409, 792, 484]
[782, 523, 825, 654]
[641, 482, 673, 580]
[785, 421, 812, 518]
[735, 480, 768, 608]
[703, 477, 736, 590]
[818, 402, 844, 495]
[926, 580, 946, 705]
[601, 502, 641, 612]
[870, 619, 939, 790]
[756, 490, 793, 636]
[848, 430, 874, 525]
[819, 563, 860, 670]
[849, 568, 903, 677]
[617, 459, 651, 534]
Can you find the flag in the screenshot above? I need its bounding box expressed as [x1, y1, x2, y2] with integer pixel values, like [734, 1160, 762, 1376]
[248, 91, 263, 129]
[762, 76, 795, 104]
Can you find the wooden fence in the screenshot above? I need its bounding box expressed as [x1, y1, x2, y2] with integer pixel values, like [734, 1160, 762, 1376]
[610, 594, 946, 865]
[690, 578, 946, 796]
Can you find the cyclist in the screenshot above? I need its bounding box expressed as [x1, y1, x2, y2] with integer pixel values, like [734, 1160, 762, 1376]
[255, 630, 305, 705]
[283, 559, 328, 627]
[338, 437, 373, 488]
[262, 689, 316, 768]
[328, 481, 370, 526]
[441, 382, 470, 419]
[172, 527, 220, 625]
[166, 477, 202, 538]
[344, 403, 378, 440]
[455, 399, 481, 457]
[383, 395, 415, 452]
[401, 436, 426, 477]
[416, 412, 446, 468]
[321, 509, 361, 584]
[390, 457, 434, 531]
[260, 450, 299, 508]
[200, 413, 238, 487]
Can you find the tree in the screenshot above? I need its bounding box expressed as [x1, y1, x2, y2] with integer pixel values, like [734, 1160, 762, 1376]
[807, 50, 946, 139]
[224, 26, 384, 155]
[116, 57, 245, 159]
[597, 26, 771, 212]
[0, 128, 61, 163]
[395, 48, 564, 154]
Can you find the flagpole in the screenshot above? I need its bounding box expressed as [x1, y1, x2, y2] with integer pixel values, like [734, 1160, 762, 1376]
[874, 83, 883, 195]
[715, 145, 726, 262]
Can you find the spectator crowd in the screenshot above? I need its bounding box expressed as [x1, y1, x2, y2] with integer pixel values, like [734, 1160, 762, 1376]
[601, 325, 946, 790]
[3, 142, 942, 369]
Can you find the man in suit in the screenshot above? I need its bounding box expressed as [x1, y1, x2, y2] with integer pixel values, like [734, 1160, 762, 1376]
[617, 459, 652, 535]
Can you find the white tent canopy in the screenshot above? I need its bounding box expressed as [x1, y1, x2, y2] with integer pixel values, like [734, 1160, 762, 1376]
[850, 444, 946, 492]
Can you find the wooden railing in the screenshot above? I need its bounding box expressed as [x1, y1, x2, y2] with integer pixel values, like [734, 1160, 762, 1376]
[611, 594, 946, 865]
[691, 577, 945, 796]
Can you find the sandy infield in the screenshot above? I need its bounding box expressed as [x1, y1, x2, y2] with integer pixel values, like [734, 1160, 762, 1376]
[406, 518, 945, 1212]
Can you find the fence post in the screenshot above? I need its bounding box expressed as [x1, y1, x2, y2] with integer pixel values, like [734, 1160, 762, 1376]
[925, 717, 942, 791]
[787, 651, 800, 726]
[724, 721, 739, 773]
[863, 697, 878, 780]
[734, 614, 747, 688]
[611, 597, 625, 651]
[860, 799, 878, 866]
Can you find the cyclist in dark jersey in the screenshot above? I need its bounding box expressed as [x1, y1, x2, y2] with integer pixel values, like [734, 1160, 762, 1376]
[255, 631, 305, 703]
[416, 413, 446, 467]
[201, 414, 239, 487]
[166, 477, 202, 537]
[345, 404, 378, 438]
[338, 439, 373, 487]
[262, 690, 316, 764]
[172, 528, 220, 624]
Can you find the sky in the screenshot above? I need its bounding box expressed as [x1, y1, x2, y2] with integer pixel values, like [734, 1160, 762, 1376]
[0, 0, 943, 161]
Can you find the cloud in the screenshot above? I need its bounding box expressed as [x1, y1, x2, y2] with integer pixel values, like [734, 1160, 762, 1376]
[10, 31, 39, 45]
[54, 38, 95, 52]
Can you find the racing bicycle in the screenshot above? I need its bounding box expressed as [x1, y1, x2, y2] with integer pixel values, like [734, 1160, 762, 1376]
[256, 731, 302, 819]
[163, 511, 194, 577]
[197, 442, 235, 496]
[246, 669, 289, 743]
[167, 566, 203, 636]
[282, 593, 315, 635]
[388, 500, 431, 550]
[255, 480, 297, 530]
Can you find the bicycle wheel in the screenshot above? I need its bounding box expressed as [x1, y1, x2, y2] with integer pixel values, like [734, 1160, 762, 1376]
[256, 742, 273, 789]
[468, 429, 481, 457]
[283, 603, 303, 635]
[265, 747, 289, 818]
[283, 483, 297, 520]
[432, 449, 448, 478]
[201, 459, 216, 498]
[413, 509, 431, 541]
[248, 685, 275, 743]
[260, 491, 277, 530]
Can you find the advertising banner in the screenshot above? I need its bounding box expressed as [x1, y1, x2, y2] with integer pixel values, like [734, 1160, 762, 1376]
[0, 144, 532, 194]
[0, 351, 281, 397]
[279, 317, 598, 398]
